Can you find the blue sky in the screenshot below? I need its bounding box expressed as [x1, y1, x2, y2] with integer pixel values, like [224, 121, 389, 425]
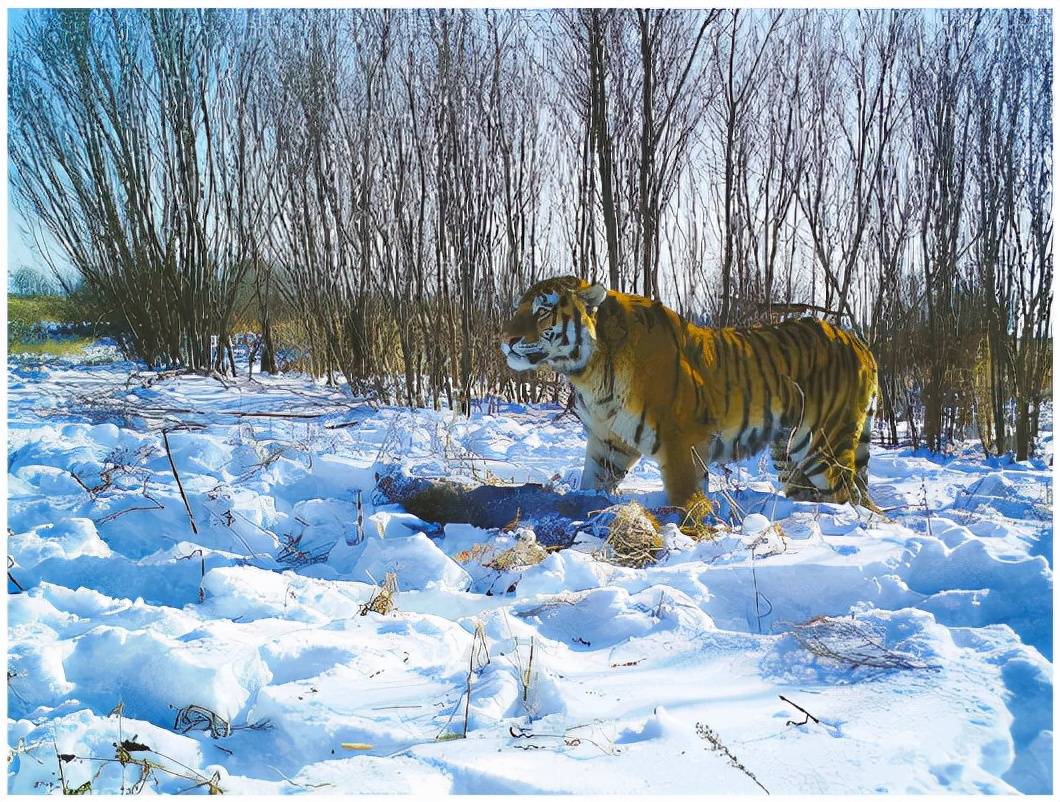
[7, 8, 57, 289]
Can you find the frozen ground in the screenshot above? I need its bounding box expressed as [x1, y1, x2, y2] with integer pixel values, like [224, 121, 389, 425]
[6, 350, 1054, 794]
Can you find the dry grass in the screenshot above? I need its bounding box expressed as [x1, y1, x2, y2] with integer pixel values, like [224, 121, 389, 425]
[695, 721, 769, 793]
[594, 502, 663, 568]
[359, 572, 398, 616]
[485, 538, 547, 571]
[8, 337, 95, 357]
[674, 491, 721, 541]
[455, 543, 495, 565]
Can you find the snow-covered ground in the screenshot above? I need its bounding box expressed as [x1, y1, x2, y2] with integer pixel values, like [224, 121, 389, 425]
[6, 351, 1054, 794]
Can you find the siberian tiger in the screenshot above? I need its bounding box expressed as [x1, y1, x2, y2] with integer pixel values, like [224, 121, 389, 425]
[500, 276, 880, 511]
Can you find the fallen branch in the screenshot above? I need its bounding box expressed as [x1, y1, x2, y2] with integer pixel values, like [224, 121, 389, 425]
[788, 616, 937, 671]
[95, 496, 165, 525]
[375, 473, 614, 543]
[323, 419, 361, 430]
[229, 410, 327, 419]
[758, 301, 846, 320]
[124, 369, 188, 390]
[172, 703, 271, 738]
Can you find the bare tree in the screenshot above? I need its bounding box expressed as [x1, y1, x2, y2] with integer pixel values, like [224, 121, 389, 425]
[797, 10, 911, 328]
[632, 10, 718, 299]
[10, 9, 266, 372]
[971, 10, 1052, 458]
[710, 10, 784, 325]
[9, 8, 1052, 451]
[907, 11, 984, 451]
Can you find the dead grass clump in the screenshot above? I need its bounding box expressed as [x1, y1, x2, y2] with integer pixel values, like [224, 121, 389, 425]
[359, 572, 398, 616]
[789, 615, 936, 671]
[595, 502, 663, 568]
[485, 538, 547, 571]
[675, 491, 721, 541]
[455, 543, 495, 565]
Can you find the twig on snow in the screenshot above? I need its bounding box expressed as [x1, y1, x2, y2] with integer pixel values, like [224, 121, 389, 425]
[779, 695, 820, 727]
[8, 556, 26, 592]
[695, 721, 769, 794]
[162, 430, 198, 535]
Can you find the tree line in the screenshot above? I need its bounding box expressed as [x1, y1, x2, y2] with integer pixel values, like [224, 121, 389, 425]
[8, 8, 1052, 457]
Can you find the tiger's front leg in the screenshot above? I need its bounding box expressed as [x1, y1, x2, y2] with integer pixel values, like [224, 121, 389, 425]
[580, 433, 641, 494]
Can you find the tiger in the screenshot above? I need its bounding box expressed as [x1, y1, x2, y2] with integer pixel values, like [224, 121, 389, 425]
[499, 275, 880, 512]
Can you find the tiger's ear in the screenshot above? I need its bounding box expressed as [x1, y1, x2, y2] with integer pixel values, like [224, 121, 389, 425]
[577, 283, 608, 312]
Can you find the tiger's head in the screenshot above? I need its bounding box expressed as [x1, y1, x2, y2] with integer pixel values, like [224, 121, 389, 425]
[500, 276, 609, 375]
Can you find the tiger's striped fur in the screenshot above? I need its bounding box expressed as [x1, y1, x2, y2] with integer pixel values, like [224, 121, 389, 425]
[500, 276, 879, 511]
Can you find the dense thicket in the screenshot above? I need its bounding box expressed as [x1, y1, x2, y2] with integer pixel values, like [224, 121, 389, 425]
[8, 8, 1052, 456]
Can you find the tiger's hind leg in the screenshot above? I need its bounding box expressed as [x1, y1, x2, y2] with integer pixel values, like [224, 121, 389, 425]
[829, 394, 881, 512]
[796, 410, 880, 513]
[792, 418, 859, 505]
[770, 439, 815, 501]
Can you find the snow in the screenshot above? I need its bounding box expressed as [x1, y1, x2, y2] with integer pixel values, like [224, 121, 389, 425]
[6, 354, 1054, 794]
